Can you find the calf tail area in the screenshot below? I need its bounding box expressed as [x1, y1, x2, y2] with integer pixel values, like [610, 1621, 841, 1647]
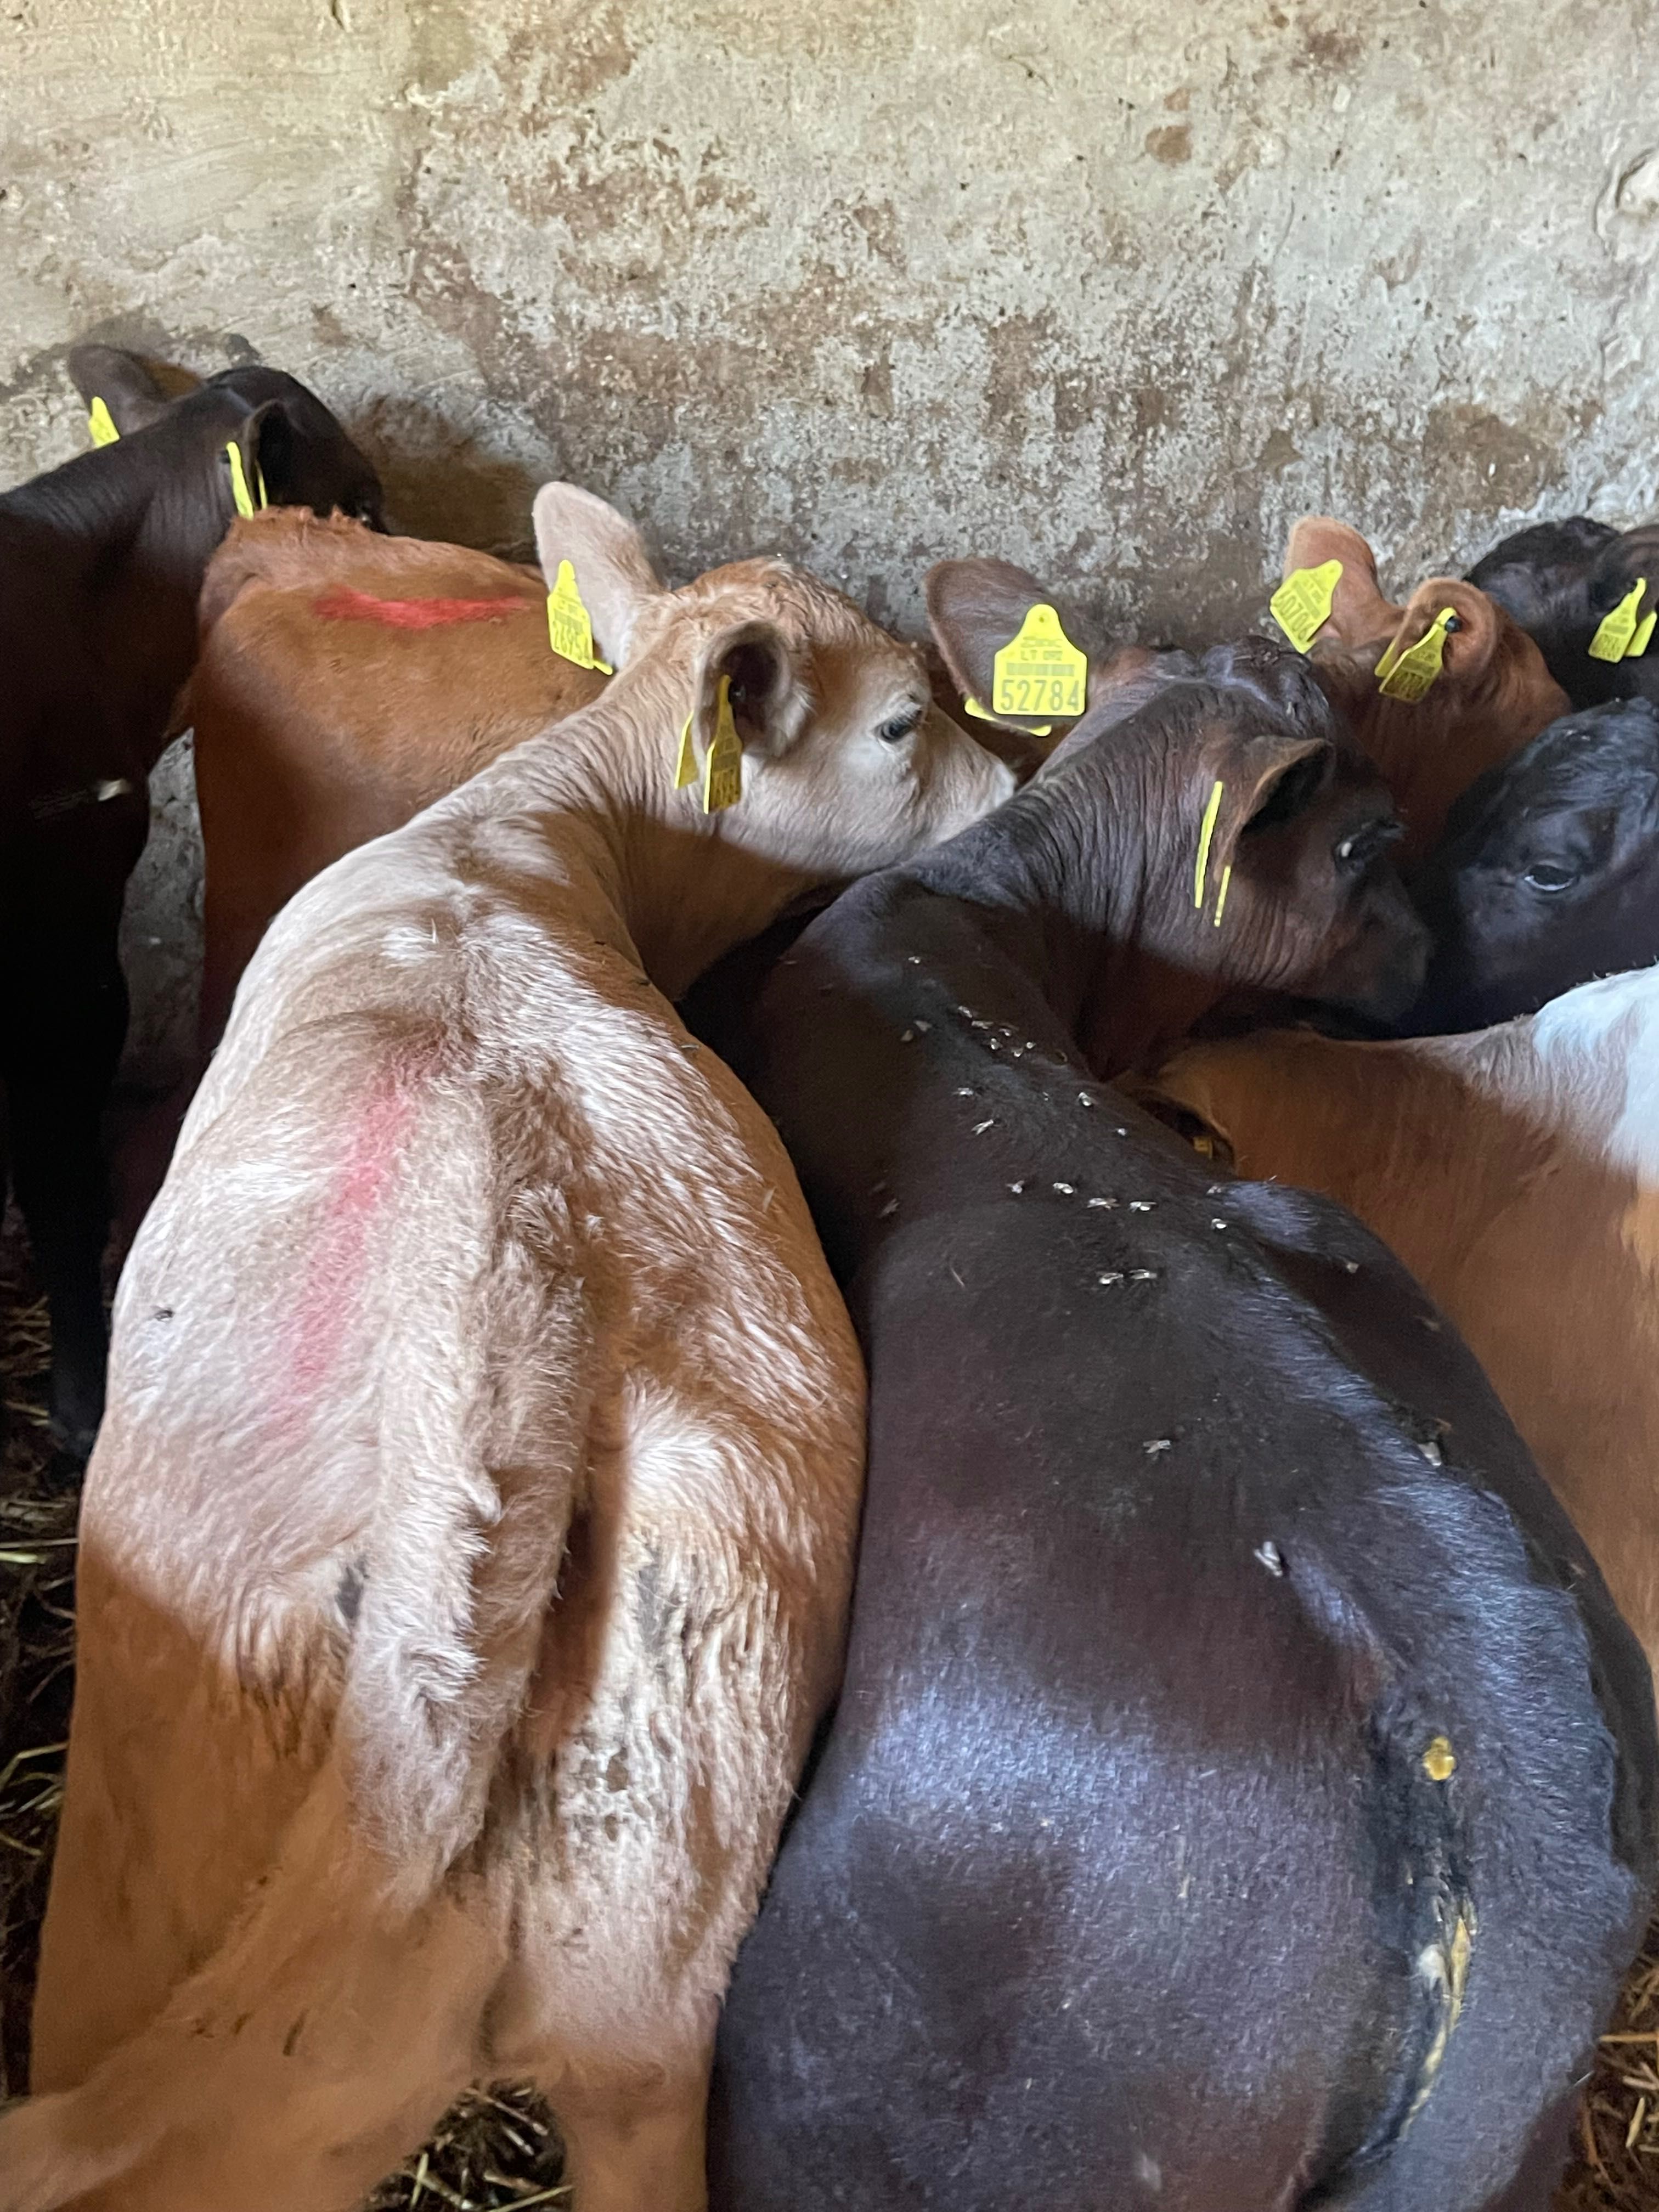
[0, 1763, 510, 2212]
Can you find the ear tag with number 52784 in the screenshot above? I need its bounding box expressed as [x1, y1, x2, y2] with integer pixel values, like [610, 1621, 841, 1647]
[991, 605, 1087, 720]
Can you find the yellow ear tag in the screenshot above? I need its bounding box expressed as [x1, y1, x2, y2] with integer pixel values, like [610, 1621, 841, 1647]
[1376, 607, 1455, 702]
[700, 674, 743, 814]
[224, 441, 263, 520]
[87, 397, 120, 447]
[1194, 778, 1224, 909]
[673, 714, 698, 790]
[991, 605, 1087, 720]
[964, 695, 1054, 738]
[1212, 862, 1232, 928]
[1589, 578, 1648, 662]
[1269, 560, 1342, 654]
[546, 559, 614, 674]
[1630, 609, 1657, 659]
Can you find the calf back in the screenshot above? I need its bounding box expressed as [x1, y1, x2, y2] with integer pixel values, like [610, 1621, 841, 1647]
[193, 511, 606, 1043]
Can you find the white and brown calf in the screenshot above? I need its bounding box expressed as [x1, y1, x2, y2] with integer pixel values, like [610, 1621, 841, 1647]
[0, 485, 1012, 2212]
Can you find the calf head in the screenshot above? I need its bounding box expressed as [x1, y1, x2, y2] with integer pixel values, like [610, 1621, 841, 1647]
[1407, 697, 1659, 1032]
[66, 344, 384, 532]
[927, 628, 1427, 1074]
[1280, 517, 1567, 861]
[1470, 517, 1659, 712]
[532, 486, 1015, 949]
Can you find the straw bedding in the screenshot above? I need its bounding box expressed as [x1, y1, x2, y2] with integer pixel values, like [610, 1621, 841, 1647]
[0, 1226, 1650, 2209]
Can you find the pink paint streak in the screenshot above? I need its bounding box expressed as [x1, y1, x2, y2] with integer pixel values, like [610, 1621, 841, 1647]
[313, 586, 531, 630]
[281, 1062, 419, 1418]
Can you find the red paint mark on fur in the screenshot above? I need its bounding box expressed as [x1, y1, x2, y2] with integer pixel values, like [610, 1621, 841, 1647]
[312, 586, 529, 630]
[282, 1062, 418, 1415]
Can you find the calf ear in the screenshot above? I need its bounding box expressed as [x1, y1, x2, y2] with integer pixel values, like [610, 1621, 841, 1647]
[688, 618, 809, 765]
[65, 344, 177, 435]
[1282, 516, 1397, 647]
[1386, 579, 1498, 687]
[926, 558, 1094, 727]
[1200, 731, 1334, 882]
[532, 483, 667, 668]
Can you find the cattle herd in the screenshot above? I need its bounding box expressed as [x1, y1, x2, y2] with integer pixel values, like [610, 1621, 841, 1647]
[1, 342, 1658, 2211]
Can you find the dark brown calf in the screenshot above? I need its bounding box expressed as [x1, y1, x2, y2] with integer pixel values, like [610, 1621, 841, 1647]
[0, 345, 380, 1459]
[702, 640, 1656, 2212]
[190, 511, 610, 1050]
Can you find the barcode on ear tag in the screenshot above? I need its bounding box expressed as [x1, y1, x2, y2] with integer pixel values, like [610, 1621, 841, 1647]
[702, 675, 743, 814]
[673, 715, 698, 789]
[546, 560, 614, 674]
[1269, 560, 1342, 653]
[1589, 578, 1648, 662]
[87, 397, 120, 447]
[1376, 607, 1455, 702]
[991, 605, 1087, 720]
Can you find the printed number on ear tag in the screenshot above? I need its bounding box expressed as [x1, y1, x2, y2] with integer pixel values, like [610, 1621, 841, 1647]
[224, 442, 268, 520]
[87, 397, 120, 447]
[1376, 606, 1456, 703]
[991, 605, 1087, 720]
[701, 675, 743, 814]
[1269, 560, 1342, 654]
[1589, 578, 1649, 662]
[546, 560, 614, 674]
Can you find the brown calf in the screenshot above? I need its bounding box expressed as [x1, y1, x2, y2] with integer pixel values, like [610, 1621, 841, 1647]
[0, 486, 1012, 2212]
[191, 510, 608, 1049]
[1282, 516, 1568, 860]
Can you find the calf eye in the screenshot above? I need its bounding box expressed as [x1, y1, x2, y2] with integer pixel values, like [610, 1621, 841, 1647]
[1522, 862, 1577, 893]
[879, 709, 922, 744]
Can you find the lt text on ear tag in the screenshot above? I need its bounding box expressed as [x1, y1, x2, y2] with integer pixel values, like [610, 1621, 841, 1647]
[546, 559, 614, 674]
[87, 397, 120, 447]
[1376, 607, 1455, 702]
[1589, 578, 1648, 662]
[991, 605, 1087, 720]
[1269, 560, 1342, 654]
[701, 674, 743, 815]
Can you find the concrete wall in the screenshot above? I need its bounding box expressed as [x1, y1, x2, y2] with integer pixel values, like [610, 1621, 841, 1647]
[5, 0, 1658, 1077]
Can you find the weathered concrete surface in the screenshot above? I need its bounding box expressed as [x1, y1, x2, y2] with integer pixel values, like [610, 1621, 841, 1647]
[4, 0, 1659, 1076]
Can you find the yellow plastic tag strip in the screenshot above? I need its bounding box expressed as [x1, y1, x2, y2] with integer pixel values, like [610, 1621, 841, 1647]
[1194, 778, 1224, 909]
[225, 442, 268, 520]
[964, 695, 1053, 738]
[701, 673, 743, 814]
[87, 397, 120, 447]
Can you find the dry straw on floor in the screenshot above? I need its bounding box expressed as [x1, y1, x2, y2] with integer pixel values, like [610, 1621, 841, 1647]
[0, 1227, 1650, 2208]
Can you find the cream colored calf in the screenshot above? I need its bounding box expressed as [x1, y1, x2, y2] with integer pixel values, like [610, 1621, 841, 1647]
[1149, 967, 1659, 1706]
[0, 487, 1013, 2212]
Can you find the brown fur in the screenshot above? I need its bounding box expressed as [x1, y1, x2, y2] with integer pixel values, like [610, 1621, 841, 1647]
[191, 510, 610, 1048]
[1283, 517, 1569, 861]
